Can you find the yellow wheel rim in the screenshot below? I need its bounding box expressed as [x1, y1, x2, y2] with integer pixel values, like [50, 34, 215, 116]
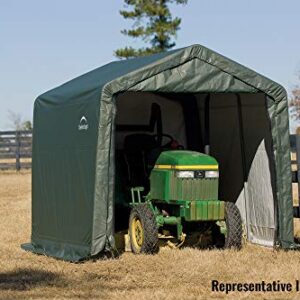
[131, 216, 144, 251]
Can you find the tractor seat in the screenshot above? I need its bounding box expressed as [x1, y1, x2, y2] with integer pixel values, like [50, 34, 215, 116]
[123, 133, 161, 188]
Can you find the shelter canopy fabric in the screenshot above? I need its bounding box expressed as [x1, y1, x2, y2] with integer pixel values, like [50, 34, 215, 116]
[22, 44, 295, 262]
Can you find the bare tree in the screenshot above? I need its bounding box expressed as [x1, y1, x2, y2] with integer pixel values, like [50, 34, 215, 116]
[289, 74, 300, 121]
[7, 111, 32, 131]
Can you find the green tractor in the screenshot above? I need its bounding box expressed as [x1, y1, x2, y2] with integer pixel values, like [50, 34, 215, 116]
[116, 103, 243, 254]
[127, 150, 243, 253]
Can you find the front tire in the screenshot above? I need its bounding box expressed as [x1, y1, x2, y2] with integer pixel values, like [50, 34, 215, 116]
[224, 202, 243, 249]
[129, 203, 159, 254]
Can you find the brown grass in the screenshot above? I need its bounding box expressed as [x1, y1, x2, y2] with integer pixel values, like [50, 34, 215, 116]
[1, 171, 300, 299]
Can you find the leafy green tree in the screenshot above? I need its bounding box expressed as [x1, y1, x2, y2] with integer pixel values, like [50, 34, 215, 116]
[22, 120, 33, 131]
[115, 0, 188, 59]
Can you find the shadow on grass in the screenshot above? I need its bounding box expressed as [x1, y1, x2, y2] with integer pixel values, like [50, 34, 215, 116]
[0, 268, 65, 291]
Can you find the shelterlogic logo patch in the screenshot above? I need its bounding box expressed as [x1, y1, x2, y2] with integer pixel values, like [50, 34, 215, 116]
[78, 116, 89, 131]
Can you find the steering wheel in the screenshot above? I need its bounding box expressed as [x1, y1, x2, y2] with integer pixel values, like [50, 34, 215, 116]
[153, 133, 176, 148]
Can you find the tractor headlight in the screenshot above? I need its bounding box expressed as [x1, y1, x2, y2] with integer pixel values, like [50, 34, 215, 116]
[205, 171, 219, 178]
[176, 171, 194, 178]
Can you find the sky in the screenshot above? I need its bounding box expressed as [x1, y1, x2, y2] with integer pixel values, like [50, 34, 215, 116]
[0, 0, 300, 131]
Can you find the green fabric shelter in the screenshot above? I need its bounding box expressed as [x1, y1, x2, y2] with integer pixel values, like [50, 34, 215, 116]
[22, 44, 296, 262]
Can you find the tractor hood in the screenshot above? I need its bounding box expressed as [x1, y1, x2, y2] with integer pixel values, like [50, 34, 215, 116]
[154, 151, 218, 170]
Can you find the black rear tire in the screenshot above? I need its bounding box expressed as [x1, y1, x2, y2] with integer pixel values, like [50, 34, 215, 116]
[224, 202, 242, 249]
[129, 203, 159, 254]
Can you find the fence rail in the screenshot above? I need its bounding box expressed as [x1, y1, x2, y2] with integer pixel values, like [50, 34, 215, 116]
[2, 129, 300, 218]
[0, 130, 32, 170]
[0, 131, 298, 171]
[293, 132, 300, 217]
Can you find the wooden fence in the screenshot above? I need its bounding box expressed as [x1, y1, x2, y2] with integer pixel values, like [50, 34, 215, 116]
[0, 131, 298, 171]
[293, 133, 300, 217]
[1, 129, 300, 218]
[0, 130, 32, 170]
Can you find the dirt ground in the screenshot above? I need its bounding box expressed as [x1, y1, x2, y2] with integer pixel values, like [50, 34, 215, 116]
[1, 171, 300, 299]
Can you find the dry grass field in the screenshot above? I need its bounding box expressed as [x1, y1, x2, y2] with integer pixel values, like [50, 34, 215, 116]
[1, 171, 300, 299]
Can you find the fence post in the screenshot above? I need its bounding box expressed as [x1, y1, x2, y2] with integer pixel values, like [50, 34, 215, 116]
[294, 127, 300, 217]
[15, 131, 21, 171]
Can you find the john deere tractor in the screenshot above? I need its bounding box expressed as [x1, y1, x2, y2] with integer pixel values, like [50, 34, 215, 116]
[116, 103, 243, 254]
[127, 150, 242, 253]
